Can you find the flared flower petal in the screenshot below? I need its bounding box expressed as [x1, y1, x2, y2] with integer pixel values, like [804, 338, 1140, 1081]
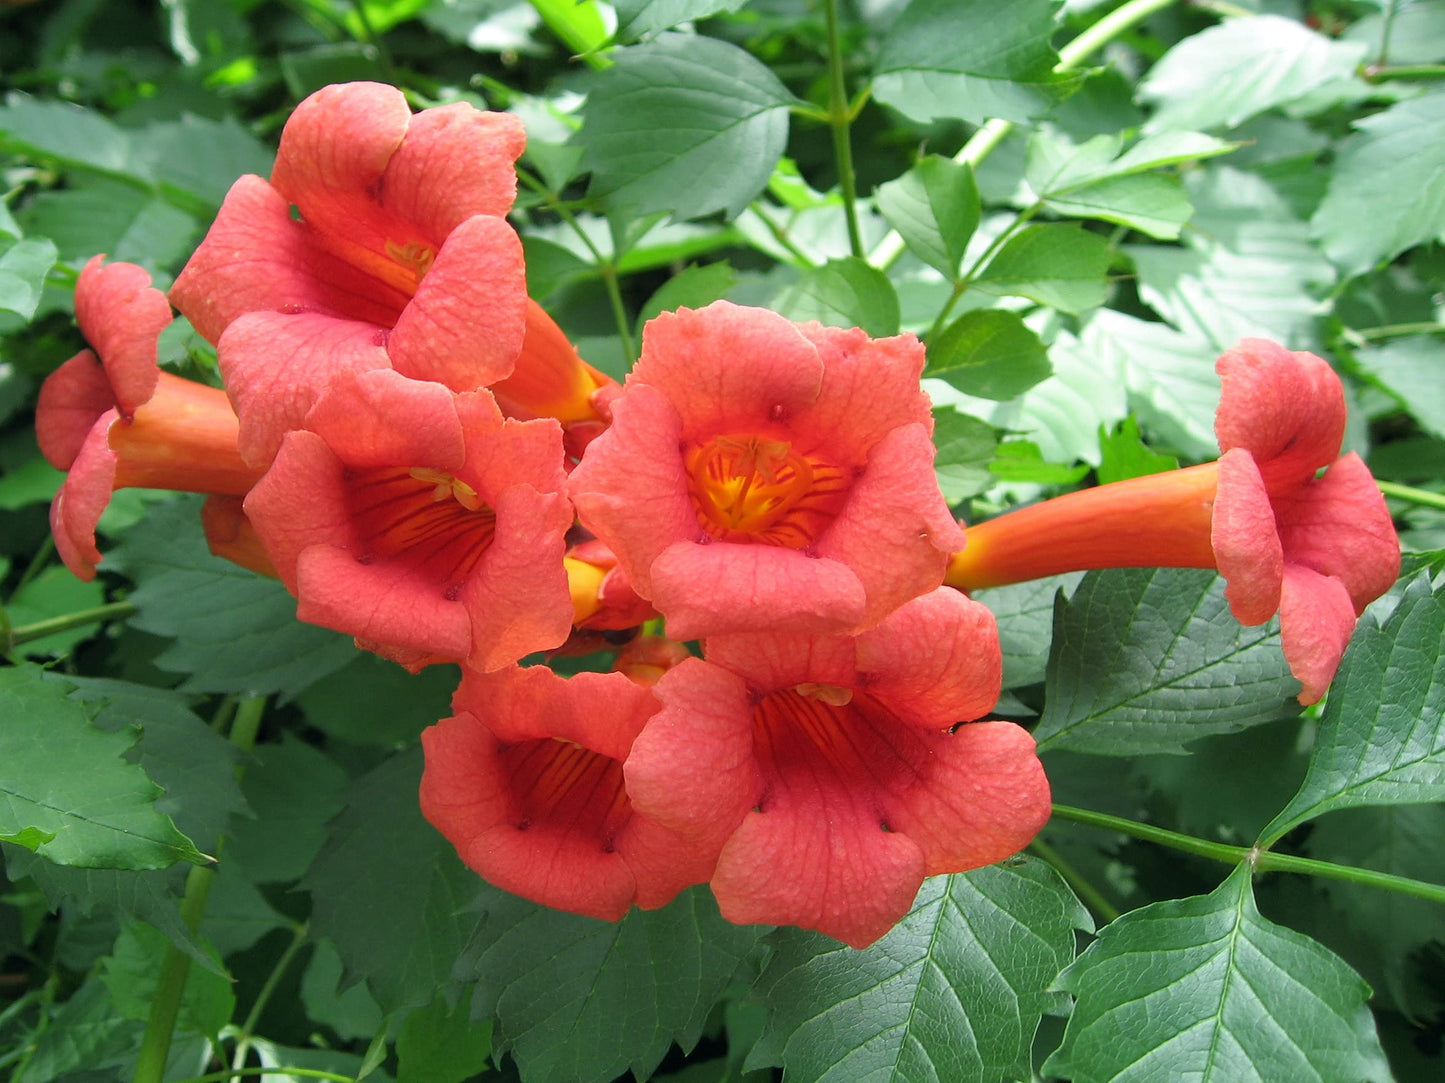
[243, 369, 573, 670]
[420, 664, 708, 920]
[627, 588, 1048, 947]
[571, 301, 961, 637]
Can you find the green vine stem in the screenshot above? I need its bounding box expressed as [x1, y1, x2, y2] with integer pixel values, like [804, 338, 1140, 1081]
[1378, 480, 1445, 513]
[229, 923, 310, 1076]
[1363, 63, 1445, 83]
[869, 0, 1182, 270]
[6, 601, 137, 650]
[822, 0, 864, 258]
[133, 696, 268, 1083]
[1050, 803, 1445, 906]
[1354, 321, 1445, 341]
[169, 1070, 353, 1083]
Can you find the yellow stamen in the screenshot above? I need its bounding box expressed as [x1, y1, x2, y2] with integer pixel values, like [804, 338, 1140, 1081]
[408, 467, 482, 511]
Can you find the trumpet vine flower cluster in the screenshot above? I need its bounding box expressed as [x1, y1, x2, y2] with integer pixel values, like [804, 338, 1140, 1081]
[35, 82, 1399, 949]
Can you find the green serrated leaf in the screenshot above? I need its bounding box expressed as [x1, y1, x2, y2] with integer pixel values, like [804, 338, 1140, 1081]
[304, 749, 477, 1012]
[1260, 574, 1445, 845]
[0, 94, 143, 183]
[931, 406, 996, 503]
[873, 0, 1080, 125]
[1045, 863, 1391, 1083]
[976, 573, 1083, 690]
[459, 886, 764, 1083]
[11, 977, 139, 1081]
[301, 939, 385, 1042]
[926, 308, 1052, 400]
[636, 261, 737, 335]
[988, 441, 1089, 485]
[773, 256, 900, 337]
[1312, 90, 1445, 276]
[1035, 568, 1299, 755]
[1096, 416, 1179, 485]
[107, 497, 357, 700]
[0, 236, 58, 329]
[0, 666, 205, 870]
[974, 223, 1111, 314]
[226, 735, 348, 884]
[1138, 15, 1369, 133]
[613, 0, 748, 39]
[296, 653, 459, 749]
[1355, 335, 1445, 438]
[103, 922, 234, 1041]
[577, 33, 795, 220]
[397, 989, 492, 1083]
[749, 859, 1089, 1083]
[874, 156, 980, 278]
[23, 180, 200, 268]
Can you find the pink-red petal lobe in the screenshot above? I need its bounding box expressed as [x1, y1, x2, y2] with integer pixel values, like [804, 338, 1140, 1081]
[1272, 452, 1400, 614]
[709, 793, 928, 949]
[1215, 339, 1346, 488]
[813, 422, 966, 630]
[381, 103, 525, 235]
[388, 215, 526, 392]
[631, 302, 824, 439]
[72, 256, 166, 418]
[36, 351, 115, 470]
[648, 542, 867, 640]
[1278, 564, 1358, 706]
[700, 629, 857, 695]
[269, 82, 413, 247]
[855, 588, 1003, 728]
[242, 429, 352, 592]
[300, 367, 467, 471]
[882, 720, 1050, 877]
[49, 413, 119, 581]
[420, 713, 637, 922]
[569, 384, 696, 599]
[217, 311, 394, 469]
[794, 322, 934, 454]
[1211, 448, 1285, 627]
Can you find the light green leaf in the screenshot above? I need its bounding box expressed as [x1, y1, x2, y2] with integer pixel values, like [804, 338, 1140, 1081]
[21, 180, 200, 267]
[926, 308, 1052, 400]
[577, 33, 795, 220]
[773, 256, 900, 337]
[4, 565, 105, 658]
[873, 0, 1079, 125]
[932, 406, 997, 504]
[0, 236, 58, 329]
[1045, 863, 1391, 1083]
[874, 156, 980, 278]
[130, 112, 274, 211]
[974, 223, 1112, 314]
[1097, 416, 1179, 485]
[1128, 167, 1331, 355]
[1035, 568, 1299, 755]
[1312, 90, 1445, 276]
[636, 261, 737, 335]
[460, 885, 764, 1083]
[613, 0, 748, 39]
[1355, 335, 1445, 438]
[1138, 15, 1369, 132]
[303, 749, 478, 1012]
[0, 666, 205, 870]
[1260, 575, 1445, 845]
[988, 441, 1089, 486]
[749, 860, 1090, 1083]
[398, 989, 492, 1083]
[0, 94, 142, 184]
[108, 497, 357, 701]
[102, 922, 234, 1041]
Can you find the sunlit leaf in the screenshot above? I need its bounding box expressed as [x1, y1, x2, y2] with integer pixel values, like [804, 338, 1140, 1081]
[974, 223, 1112, 315]
[875, 156, 980, 278]
[926, 308, 1052, 400]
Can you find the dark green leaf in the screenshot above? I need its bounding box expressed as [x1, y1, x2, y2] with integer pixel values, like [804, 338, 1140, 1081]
[976, 573, 1084, 690]
[636, 261, 737, 335]
[931, 406, 996, 503]
[459, 886, 763, 1083]
[773, 257, 900, 337]
[225, 735, 347, 884]
[873, 0, 1079, 125]
[0, 95, 142, 183]
[5, 565, 105, 657]
[1312, 90, 1445, 276]
[1035, 568, 1299, 755]
[1260, 575, 1445, 844]
[1045, 864, 1391, 1083]
[108, 497, 357, 701]
[296, 653, 459, 750]
[132, 114, 272, 211]
[749, 859, 1088, 1083]
[524, 235, 593, 300]
[304, 749, 478, 1012]
[301, 939, 386, 1041]
[0, 666, 205, 869]
[397, 989, 492, 1083]
[926, 308, 1051, 400]
[974, 224, 1112, 314]
[1096, 416, 1178, 485]
[1138, 15, 1368, 132]
[12, 977, 140, 1081]
[578, 34, 795, 220]
[102, 922, 233, 1041]
[613, 0, 749, 39]
[874, 156, 980, 278]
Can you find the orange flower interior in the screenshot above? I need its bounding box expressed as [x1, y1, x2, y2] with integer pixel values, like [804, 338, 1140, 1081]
[500, 739, 631, 852]
[345, 466, 496, 591]
[685, 433, 849, 547]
